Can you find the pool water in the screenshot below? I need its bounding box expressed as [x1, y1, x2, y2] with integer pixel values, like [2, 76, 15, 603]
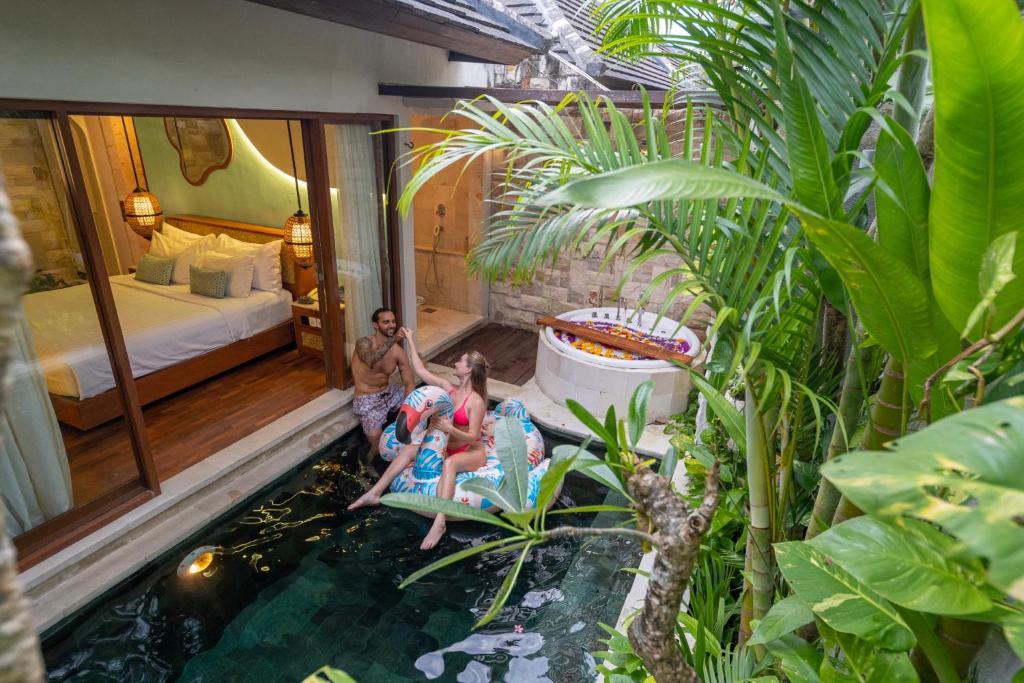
[43, 427, 640, 682]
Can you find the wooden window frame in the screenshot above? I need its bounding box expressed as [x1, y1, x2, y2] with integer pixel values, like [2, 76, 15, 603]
[0, 98, 403, 568]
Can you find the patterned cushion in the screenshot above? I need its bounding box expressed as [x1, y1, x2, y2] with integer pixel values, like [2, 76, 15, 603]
[189, 266, 227, 299]
[134, 254, 174, 285]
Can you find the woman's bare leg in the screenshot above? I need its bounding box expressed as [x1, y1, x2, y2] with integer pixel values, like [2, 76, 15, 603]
[421, 444, 486, 550]
[348, 442, 418, 510]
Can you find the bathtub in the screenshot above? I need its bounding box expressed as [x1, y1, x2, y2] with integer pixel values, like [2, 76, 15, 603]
[535, 307, 702, 424]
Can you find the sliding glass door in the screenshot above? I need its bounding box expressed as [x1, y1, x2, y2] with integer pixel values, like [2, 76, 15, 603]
[0, 111, 151, 548]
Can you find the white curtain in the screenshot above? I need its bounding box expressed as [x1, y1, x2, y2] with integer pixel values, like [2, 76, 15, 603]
[0, 308, 72, 536]
[331, 125, 383, 355]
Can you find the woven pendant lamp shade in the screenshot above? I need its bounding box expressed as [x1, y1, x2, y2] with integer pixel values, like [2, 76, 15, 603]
[123, 188, 163, 239]
[284, 210, 314, 268]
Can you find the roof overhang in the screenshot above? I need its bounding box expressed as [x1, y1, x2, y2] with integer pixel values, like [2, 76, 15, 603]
[245, 0, 549, 64]
[378, 84, 722, 108]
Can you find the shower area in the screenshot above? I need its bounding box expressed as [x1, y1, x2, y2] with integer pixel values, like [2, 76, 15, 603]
[410, 115, 487, 353]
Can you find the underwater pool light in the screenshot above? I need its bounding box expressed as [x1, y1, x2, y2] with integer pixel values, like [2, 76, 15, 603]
[177, 546, 218, 578]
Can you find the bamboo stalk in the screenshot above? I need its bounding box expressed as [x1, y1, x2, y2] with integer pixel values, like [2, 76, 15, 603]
[832, 357, 905, 525]
[806, 341, 870, 538]
[744, 384, 774, 641]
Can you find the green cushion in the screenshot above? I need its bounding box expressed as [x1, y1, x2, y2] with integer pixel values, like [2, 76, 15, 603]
[189, 266, 227, 299]
[134, 254, 174, 285]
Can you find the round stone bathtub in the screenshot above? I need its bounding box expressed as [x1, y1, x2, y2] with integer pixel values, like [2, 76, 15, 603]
[535, 307, 702, 423]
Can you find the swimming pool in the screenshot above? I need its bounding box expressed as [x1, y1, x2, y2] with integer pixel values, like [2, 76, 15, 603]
[42, 425, 640, 682]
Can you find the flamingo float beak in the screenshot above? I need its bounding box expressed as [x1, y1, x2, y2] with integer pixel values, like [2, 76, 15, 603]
[395, 404, 421, 444]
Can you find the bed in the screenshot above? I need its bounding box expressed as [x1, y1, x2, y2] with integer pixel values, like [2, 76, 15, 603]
[24, 215, 316, 431]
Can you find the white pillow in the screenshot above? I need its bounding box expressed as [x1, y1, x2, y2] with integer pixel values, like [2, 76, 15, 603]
[160, 221, 205, 245]
[149, 231, 216, 284]
[195, 250, 255, 297]
[215, 234, 283, 291]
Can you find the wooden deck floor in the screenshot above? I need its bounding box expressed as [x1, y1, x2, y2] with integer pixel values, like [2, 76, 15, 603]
[431, 322, 539, 386]
[63, 347, 327, 506]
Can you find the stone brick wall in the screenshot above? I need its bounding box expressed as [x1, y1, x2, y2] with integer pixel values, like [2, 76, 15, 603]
[0, 119, 81, 286]
[489, 247, 712, 334]
[487, 108, 716, 334]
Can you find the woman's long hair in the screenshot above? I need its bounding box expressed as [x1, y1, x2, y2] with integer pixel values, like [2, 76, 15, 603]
[466, 350, 489, 401]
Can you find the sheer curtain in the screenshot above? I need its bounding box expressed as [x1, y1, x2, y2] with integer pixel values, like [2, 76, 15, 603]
[331, 125, 382, 355]
[0, 309, 72, 536]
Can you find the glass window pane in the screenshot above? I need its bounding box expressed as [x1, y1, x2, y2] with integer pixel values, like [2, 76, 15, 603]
[0, 112, 145, 537]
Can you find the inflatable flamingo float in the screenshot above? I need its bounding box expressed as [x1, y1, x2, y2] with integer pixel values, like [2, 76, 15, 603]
[378, 385, 553, 512]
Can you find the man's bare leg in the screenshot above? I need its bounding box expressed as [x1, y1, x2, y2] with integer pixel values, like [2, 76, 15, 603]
[348, 442, 417, 511]
[421, 445, 485, 550]
[364, 428, 383, 465]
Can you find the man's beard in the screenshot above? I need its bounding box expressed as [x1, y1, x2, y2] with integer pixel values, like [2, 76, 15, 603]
[381, 327, 395, 337]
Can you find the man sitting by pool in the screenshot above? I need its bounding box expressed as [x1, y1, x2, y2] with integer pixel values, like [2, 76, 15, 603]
[351, 307, 415, 464]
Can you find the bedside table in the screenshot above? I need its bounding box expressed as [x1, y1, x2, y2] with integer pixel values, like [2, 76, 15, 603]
[291, 300, 345, 359]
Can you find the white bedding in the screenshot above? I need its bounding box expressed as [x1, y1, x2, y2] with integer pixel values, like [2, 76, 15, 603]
[23, 274, 292, 399]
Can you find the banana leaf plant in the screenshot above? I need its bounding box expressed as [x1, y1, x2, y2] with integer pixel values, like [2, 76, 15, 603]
[749, 398, 1024, 682]
[381, 383, 721, 682]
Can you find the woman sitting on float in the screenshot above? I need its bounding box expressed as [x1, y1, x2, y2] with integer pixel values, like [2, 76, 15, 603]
[348, 327, 491, 550]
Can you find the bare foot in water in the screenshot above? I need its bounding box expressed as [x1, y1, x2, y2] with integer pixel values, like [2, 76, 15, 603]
[420, 520, 447, 550]
[347, 491, 380, 511]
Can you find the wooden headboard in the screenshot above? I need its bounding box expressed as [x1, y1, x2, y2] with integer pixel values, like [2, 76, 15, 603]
[164, 214, 316, 300]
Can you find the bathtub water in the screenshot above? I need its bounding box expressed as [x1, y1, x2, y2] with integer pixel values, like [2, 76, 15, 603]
[537, 307, 702, 423]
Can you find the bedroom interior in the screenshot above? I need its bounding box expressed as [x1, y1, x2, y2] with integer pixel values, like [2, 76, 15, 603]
[0, 102, 400, 565]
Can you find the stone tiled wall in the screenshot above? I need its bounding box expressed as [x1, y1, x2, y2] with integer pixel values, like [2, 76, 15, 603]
[489, 247, 712, 334]
[487, 109, 716, 334]
[0, 119, 80, 284]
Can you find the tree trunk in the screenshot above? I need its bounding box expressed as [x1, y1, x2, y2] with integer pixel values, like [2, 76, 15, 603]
[0, 176, 45, 682]
[626, 464, 720, 683]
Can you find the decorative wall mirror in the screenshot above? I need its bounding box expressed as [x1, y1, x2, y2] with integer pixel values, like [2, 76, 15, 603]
[164, 117, 232, 185]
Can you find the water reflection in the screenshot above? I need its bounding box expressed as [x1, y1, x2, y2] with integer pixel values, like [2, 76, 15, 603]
[44, 430, 640, 682]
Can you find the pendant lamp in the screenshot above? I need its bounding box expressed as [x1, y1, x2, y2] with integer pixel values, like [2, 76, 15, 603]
[283, 120, 315, 272]
[119, 116, 163, 239]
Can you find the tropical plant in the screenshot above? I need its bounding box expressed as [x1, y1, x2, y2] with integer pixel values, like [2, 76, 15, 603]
[390, 0, 1024, 678]
[381, 383, 722, 683]
[751, 398, 1024, 682]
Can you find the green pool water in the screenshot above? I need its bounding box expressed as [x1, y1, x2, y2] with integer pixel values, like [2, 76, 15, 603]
[43, 426, 641, 682]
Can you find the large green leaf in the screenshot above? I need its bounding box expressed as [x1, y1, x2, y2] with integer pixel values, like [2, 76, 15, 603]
[493, 417, 529, 511]
[380, 493, 521, 533]
[963, 232, 1018, 337]
[818, 624, 920, 683]
[774, 3, 842, 220]
[558, 445, 629, 499]
[794, 211, 937, 363]
[627, 380, 654, 447]
[765, 634, 823, 683]
[808, 516, 992, 615]
[748, 596, 815, 646]
[1000, 608, 1024, 660]
[875, 119, 930, 281]
[689, 371, 746, 449]
[822, 397, 1024, 600]
[539, 158, 785, 208]
[924, 0, 1024, 335]
[774, 541, 916, 650]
